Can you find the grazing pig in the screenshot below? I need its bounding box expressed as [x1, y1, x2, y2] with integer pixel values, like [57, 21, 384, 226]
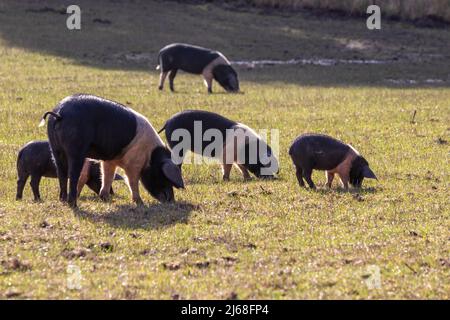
[289, 133, 377, 189]
[159, 110, 278, 180]
[156, 43, 239, 93]
[16, 140, 122, 201]
[40, 94, 184, 207]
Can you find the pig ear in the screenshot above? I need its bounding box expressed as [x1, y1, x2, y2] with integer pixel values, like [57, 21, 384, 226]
[362, 166, 377, 180]
[162, 160, 185, 189]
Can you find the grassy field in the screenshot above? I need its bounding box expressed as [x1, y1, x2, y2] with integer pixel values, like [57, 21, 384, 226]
[0, 0, 449, 299]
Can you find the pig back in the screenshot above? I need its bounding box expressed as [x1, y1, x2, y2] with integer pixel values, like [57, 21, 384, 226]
[164, 110, 237, 152]
[161, 44, 221, 74]
[53, 95, 138, 161]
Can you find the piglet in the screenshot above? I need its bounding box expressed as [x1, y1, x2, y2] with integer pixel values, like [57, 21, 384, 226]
[16, 140, 122, 201]
[289, 133, 377, 189]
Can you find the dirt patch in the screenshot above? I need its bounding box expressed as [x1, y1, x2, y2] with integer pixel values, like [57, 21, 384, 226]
[61, 248, 89, 259]
[99, 241, 114, 252]
[1, 258, 31, 272]
[4, 289, 22, 298]
[162, 261, 181, 270]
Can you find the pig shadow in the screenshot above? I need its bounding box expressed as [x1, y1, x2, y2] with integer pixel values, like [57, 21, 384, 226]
[78, 193, 127, 201]
[184, 174, 280, 186]
[314, 186, 379, 194]
[159, 89, 244, 95]
[72, 201, 197, 230]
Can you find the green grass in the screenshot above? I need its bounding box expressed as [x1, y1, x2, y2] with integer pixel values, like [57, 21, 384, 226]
[0, 0, 449, 299]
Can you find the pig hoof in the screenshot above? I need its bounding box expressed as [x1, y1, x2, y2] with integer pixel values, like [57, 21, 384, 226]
[16, 196, 22, 201]
[68, 200, 77, 208]
[100, 194, 110, 202]
[158, 86, 163, 91]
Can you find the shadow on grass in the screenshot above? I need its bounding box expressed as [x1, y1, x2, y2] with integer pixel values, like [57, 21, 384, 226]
[317, 186, 378, 193]
[291, 183, 379, 194]
[73, 201, 197, 230]
[0, 0, 448, 87]
[183, 172, 282, 185]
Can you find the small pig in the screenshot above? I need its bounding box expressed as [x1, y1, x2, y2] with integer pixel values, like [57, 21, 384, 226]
[156, 43, 239, 93]
[16, 140, 122, 201]
[159, 110, 279, 180]
[289, 133, 377, 189]
[40, 94, 184, 207]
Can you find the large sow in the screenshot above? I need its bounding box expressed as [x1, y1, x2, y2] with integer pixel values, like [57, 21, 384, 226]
[41, 94, 184, 207]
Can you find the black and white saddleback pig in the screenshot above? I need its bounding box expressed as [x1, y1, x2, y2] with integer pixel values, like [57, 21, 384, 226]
[40, 94, 184, 207]
[289, 133, 377, 189]
[156, 43, 239, 94]
[159, 110, 278, 181]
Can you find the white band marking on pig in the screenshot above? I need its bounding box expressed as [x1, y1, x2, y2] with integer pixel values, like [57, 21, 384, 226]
[202, 53, 230, 80]
[327, 144, 361, 185]
[116, 110, 165, 170]
[347, 144, 360, 156]
[222, 123, 260, 165]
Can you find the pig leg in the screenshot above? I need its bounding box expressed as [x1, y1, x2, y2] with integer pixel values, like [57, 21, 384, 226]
[221, 143, 233, 181]
[326, 172, 335, 188]
[67, 156, 86, 207]
[222, 163, 233, 181]
[302, 167, 316, 189]
[99, 161, 116, 201]
[168, 69, 178, 92]
[16, 173, 28, 200]
[85, 180, 103, 195]
[76, 159, 90, 197]
[123, 169, 143, 205]
[158, 71, 168, 90]
[30, 175, 42, 201]
[202, 72, 213, 94]
[52, 150, 69, 202]
[338, 173, 349, 190]
[295, 166, 305, 187]
[237, 164, 251, 180]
